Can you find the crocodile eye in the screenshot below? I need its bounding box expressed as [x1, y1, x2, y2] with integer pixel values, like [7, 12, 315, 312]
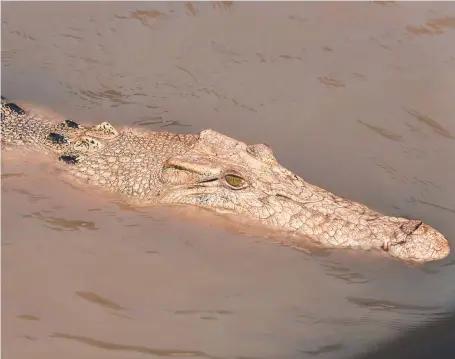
[224, 174, 245, 188]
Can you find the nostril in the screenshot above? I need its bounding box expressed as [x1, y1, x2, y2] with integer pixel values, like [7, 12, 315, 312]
[400, 220, 423, 235]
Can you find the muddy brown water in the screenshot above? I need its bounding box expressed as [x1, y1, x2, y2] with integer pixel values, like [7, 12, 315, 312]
[2, 2, 455, 359]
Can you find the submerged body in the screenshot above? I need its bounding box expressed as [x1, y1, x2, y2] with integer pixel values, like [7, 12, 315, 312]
[1, 97, 450, 262]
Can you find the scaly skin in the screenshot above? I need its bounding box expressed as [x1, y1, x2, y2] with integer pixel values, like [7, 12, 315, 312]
[1, 97, 450, 262]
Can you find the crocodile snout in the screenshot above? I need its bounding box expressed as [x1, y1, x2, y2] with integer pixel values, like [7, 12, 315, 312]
[387, 221, 450, 262]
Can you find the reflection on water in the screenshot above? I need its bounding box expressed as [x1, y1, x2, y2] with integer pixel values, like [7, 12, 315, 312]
[352, 309, 455, 359]
[22, 212, 98, 231]
[301, 343, 343, 357]
[75, 291, 126, 311]
[406, 109, 455, 139]
[51, 333, 219, 359]
[17, 314, 40, 321]
[357, 120, 403, 142]
[2, 1, 455, 359]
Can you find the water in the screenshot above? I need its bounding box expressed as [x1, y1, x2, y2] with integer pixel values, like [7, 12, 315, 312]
[2, 2, 455, 358]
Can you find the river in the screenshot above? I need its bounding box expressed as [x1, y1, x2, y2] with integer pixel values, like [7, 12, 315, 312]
[2, 2, 455, 358]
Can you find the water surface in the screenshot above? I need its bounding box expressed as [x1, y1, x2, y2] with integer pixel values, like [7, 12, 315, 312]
[2, 2, 455, 359]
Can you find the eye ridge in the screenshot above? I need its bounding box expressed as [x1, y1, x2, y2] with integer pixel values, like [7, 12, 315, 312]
[224, 174, 246, 188]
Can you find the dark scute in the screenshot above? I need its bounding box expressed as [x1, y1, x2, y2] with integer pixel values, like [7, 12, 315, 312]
[4, 102, 26, 115]
[64, 119, 80, 128]
[47, 132, 69, 145]
[59, 155, 79, 165]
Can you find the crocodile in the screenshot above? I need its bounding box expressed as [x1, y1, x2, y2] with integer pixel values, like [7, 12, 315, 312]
[1, 96, 450, 263]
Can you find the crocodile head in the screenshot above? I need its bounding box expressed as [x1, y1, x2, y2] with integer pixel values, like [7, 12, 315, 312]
[159, 129, 305, 219]
[158, 129, 450, 262]
[384, 218, 450, 263]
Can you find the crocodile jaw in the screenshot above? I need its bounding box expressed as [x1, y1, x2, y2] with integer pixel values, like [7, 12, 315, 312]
[159, 165, 450, 263]
[386, 222, 450, 262]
